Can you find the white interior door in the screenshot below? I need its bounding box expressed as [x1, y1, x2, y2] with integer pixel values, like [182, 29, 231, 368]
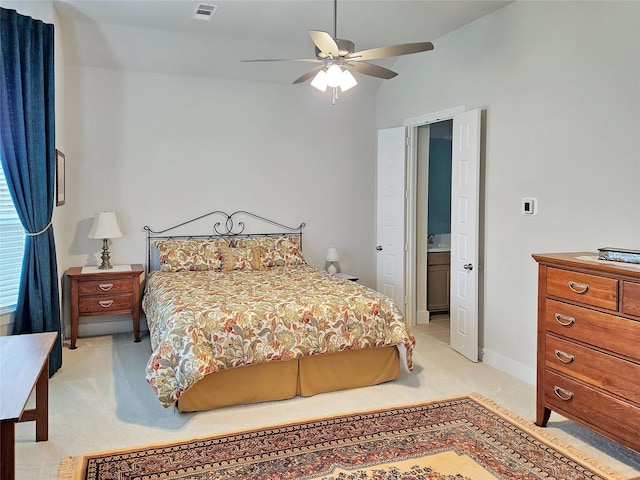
[450, 109, 481, 361]
[376, 127, 406, 314]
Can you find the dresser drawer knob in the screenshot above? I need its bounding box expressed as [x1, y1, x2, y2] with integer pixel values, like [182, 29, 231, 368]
[554, 349, 575, 364]
[98, 300, 114, 308]
[568, 281, 589, 294]
[554, 313, 575, 326]
[553, 386, 574, 401]
[99, 283, 114, 291]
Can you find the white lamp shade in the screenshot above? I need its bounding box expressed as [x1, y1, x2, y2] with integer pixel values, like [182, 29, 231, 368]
[326, 64, 343, 88]
[326, 247, 340, 262]
[88, 212, 123, 239]
[311, 70, 328, 92]
[339, 69, 357, 92]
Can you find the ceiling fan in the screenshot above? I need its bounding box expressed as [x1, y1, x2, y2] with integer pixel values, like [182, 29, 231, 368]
[242, 0, 434, 103]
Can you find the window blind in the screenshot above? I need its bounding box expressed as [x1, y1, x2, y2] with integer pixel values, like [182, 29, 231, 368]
[0, 167, 25, 314]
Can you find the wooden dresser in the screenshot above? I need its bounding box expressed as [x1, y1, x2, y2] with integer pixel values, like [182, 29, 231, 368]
[532, 252, 640, 452]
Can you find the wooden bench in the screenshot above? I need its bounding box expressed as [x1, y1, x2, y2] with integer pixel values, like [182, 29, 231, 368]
[0, 332, 58, 480]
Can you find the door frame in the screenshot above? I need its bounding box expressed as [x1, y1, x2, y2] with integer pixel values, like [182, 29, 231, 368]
[403, 106, 465, 327]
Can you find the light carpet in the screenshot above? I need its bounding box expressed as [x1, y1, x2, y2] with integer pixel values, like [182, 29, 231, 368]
[59, 394, 627, 480]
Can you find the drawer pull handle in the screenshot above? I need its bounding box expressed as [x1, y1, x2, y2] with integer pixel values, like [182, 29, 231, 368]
[98, 300, 114, 308]
[554, 349, 575, 364]
[99, 283, 114, 291]
[553, 386, 574, 401]
[554, 313, 575, 326]
[568, 282, 589, 294]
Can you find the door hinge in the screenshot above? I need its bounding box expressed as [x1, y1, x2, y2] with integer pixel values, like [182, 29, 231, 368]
[405, 136, 410, 146]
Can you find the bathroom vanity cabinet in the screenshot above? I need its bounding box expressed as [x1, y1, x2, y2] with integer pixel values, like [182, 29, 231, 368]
[427, 251, 450, 313]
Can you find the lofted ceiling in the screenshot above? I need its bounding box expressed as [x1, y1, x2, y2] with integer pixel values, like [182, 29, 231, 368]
[51, 0, 512, 85]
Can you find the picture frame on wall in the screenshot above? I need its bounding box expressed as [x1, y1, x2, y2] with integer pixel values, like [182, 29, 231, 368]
[56, 149, 65, 206]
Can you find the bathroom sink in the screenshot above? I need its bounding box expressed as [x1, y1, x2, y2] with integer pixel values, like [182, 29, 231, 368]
[427, 234, 451, 252]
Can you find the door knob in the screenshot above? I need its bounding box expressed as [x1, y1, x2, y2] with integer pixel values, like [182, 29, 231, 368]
[376, 245, 383, 251]
[464, 263, 473, 271]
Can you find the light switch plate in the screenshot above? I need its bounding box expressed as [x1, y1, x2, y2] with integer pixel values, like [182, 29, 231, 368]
[522, 198, 537, 215]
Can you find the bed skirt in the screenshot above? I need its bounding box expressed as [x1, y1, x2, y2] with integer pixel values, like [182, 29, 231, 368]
[177, 346, 400, 412]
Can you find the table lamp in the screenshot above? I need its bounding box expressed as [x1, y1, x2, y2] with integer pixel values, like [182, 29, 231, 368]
[325, 247, 340, 275]
[88, 212, 122, 269]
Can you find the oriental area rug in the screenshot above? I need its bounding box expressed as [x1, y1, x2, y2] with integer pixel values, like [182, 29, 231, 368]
[59, 394, 627, 480]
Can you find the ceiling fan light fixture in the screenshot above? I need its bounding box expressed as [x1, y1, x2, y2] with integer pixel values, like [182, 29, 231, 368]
[339, 69, 357, 92]
[243, 0, 434, 105]
[326, 64, 343, 88]
[311, 70, 328, 92]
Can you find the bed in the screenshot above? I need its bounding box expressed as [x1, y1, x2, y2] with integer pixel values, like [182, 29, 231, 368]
[142, 211, 415, 412]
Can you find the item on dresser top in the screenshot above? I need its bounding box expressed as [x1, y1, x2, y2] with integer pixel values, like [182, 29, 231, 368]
[598, 247, 640, 265]
[532, 252, 640, 453]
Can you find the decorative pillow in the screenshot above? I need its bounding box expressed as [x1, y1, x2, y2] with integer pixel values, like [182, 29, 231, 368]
[155, 240, 224, 272]
[219, 243, 264, 271]
[236, 235, 305, 268]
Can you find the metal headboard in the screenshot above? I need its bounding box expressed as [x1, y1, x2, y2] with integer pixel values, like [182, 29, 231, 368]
[142, 210, 306, 275]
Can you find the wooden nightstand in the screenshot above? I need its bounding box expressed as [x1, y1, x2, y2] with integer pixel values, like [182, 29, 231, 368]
[66, 264, 144, 349]
[336, 273, 359, 282]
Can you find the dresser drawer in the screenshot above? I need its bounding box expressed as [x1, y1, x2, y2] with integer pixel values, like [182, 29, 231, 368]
[543, 370, 640, 451]
[623, 281, 640, 318]
[79, 278, 132, 296]
[79, 295, 133, 314]
[546, 267, 617, 310]
[544, 299, 640, 361]
[545, 335, 640, 402]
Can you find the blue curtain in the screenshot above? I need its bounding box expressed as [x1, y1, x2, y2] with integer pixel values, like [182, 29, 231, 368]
[0, 8, 62, 376]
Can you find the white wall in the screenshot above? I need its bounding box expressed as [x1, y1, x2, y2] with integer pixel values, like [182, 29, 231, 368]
[62, 66, 378, 337]
[377, 1, 640, 383]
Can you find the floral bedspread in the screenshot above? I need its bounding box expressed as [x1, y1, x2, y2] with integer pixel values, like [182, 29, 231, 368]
[143, 264, 415, 407]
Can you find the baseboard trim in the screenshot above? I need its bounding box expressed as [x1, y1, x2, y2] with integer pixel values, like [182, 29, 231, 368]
[482, 347, 535, 386]
[416, 310, 430, 324]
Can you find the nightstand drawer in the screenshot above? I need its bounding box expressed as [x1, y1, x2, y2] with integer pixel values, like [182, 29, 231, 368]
[546, 267, 618, 310]
[79, 278, 132, 296]
[79, 294, 133, 314]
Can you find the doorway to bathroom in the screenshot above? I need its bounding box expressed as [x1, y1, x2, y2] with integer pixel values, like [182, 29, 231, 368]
[403, 106, 481, 361]
[415, 120, 453, 342]
[377, 106, 480, 361]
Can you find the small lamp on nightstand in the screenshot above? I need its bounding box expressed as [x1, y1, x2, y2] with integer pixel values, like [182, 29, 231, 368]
[88, 211, 122, 269]
[325, 247, 340, 275]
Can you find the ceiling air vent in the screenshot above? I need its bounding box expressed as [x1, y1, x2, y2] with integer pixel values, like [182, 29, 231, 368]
[192, 4, 218, 21]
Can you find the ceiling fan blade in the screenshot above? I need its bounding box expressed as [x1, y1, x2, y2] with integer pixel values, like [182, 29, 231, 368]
[348, 41, 434, 61]
[241, 58, 320, 63]
[348, 62, 398, 80]
[310, 30, 340, 56]
[293, 66, 325, 84]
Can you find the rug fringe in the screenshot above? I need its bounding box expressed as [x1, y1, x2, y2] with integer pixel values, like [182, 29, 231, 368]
[468, 393, 628, 480]
[58, 456, 78, 480]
